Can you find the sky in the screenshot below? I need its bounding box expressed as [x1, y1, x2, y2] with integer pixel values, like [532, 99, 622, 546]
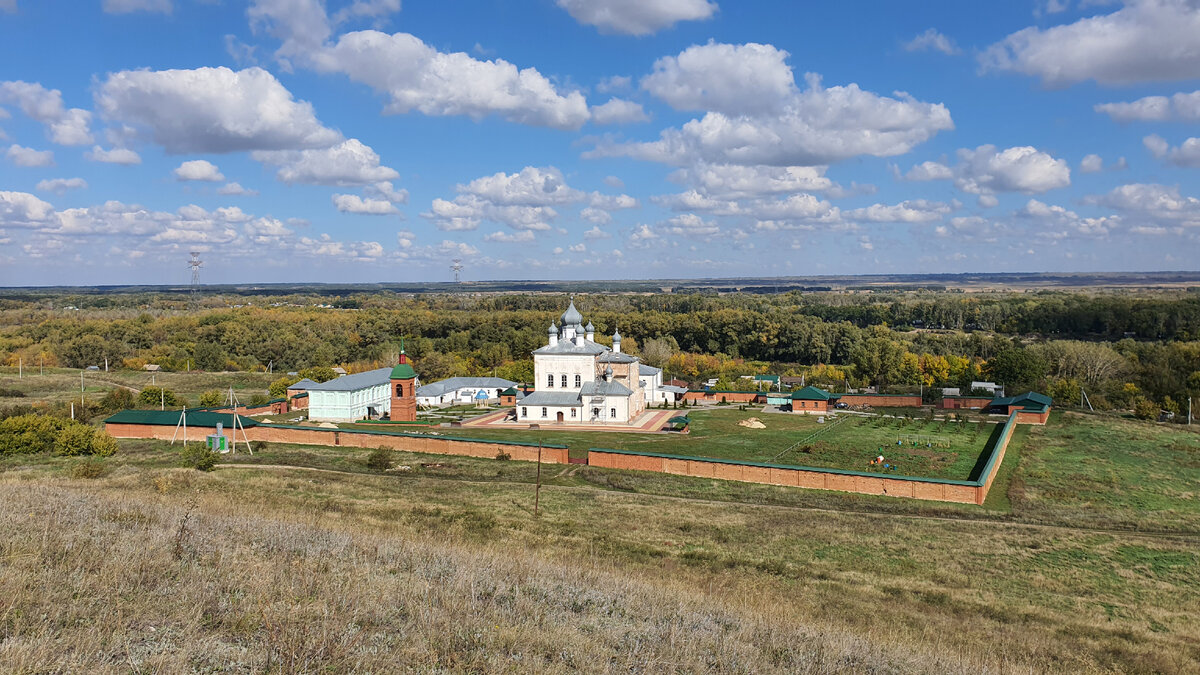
[1, 0, 1200, 286]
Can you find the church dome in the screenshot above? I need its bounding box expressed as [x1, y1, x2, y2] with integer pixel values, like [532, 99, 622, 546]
[547, 321, 558, 334]
[585, 321, 594, 333]
[612, 326, 622, 341]
[560, 299, 583, 327]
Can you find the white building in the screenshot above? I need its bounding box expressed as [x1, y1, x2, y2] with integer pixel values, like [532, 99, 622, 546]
[303, 367, 394, 422]
[517, 300, 661, 425]
[416, 376, 517, 406]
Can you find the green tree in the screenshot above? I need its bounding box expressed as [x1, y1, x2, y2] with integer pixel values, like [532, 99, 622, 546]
[1133, 397, 1160, 420]
[138, 386, 180, 408]
[298, 366, 338, 383]
[198, 390, 224, 407]
[985, 348, 1048, 392]
[53, 424, 98, 457]
[850, 332, 905, 392]
[99, 387, 135, 413]
[193, 340, 227, 371]
[269, 375, 303, 398]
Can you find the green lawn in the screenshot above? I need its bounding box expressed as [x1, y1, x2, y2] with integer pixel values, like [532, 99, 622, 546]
[345, 408, 997, 480]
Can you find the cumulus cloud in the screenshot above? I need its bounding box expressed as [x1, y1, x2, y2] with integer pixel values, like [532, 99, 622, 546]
[35, 177, 87, 194]
[555, 0, 717, 36]
[249, 1, 590, 129]
[95, 66, 341, 154]
[364, 180, 408, 204]
[1080, 154, 1104, 173]
[85, 145, 141, 164]
[590, 98, 650, 125]
[669, 163, 837, 198]
[903, 28, 959, 55]
[0, 80, 93, 145]
[583, 225, 612, 240]
[173, 159, 225, 182]
[904, 145, 1071, 195]
[331, 0, 402, 25]
[596, 75, 632, 94]
[6, 144, 54, 167]
[1087, 182, 1200, 228]
[845, 200, 952, 223]
[1017, 199, 1118, 238]
[981, 0, 1200, 86]
[102, 0, 172, 13]
[597, 45, 952, 167]
[459, 166, 583, 205]
[1143, 134, 1200, 166]
[483, 229, 536, 243]
[253, 138, 399, 186]
[1095, 90, 1200, 121]
[331, 193, 399, 214]
[0, 191, 56, 225]
[217, 182, 258, 196]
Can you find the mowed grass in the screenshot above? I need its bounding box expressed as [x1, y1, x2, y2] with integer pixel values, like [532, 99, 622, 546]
[1012, 411, 1200, 531]
[1, 445, 1197, 673]
[347, 408, 996, 480]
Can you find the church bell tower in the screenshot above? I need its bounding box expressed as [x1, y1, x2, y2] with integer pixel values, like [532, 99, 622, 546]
[389, 344, 417, 422]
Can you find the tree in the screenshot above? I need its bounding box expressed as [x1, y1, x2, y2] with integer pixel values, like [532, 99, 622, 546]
[269, 375, 302, 398]
[198, 390, 224, 407]
[193, 340, 227, 371]
[641, 337, 678, 368]
[985, 348, 1047, 391]
[138, 386, 180, 408]
[298, 366, 337, 383]
[99, 387, 135, 413]
[850, 333, 905, 392]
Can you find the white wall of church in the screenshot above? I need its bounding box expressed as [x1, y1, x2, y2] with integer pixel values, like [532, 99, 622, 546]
[534, 354, 596, 392]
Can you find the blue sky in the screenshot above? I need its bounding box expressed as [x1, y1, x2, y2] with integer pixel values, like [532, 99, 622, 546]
[1, 0, 1199, 286]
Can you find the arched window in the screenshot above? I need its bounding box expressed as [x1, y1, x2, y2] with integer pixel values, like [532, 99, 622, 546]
[561, 374, 567, 387]
[610, 407, 617, 419]
[522, 407, 527, 417]
[574, 374, 581, 387]
[395, 384, 403, 397]
[541, 407, 548, 418]
[547, 374, 554, 387]
[570, 408, 576, 417]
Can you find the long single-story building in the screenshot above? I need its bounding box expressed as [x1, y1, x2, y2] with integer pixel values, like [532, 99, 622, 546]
[416, 376, 517, 406]
[301, 367, 394, 422]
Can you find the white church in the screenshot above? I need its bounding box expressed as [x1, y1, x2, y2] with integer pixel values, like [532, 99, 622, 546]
[517, 299, 667, 425]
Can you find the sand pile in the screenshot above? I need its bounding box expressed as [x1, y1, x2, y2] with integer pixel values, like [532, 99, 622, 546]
[738, 417, 766, 429]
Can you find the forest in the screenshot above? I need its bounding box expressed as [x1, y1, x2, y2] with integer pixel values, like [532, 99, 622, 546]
[1, 288, 1199, 419]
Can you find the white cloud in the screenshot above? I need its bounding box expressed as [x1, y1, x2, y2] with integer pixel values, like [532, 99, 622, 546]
[1143, 134, 1200, 166]
[102, 0, 172, 13]
[555, 0, 717, 36]
[331, 193, 399, 215]
[459, 166, 583, 205]
[483, 229, 536, 243]
[845, 200, 952, 223]
[1017, 199, 1118, 238]
[0, 191, 56, 226]
[669, 163, 836, 198]
[981, 0, 1200, 86]
[590, 98, 649, 125]
[598, 68, 952, 166]
[629, 223, 659, 243]
[1080, 154, 1104, 173]
[596, 75, 632, 94]
[1088, 182, 1200, 228]
[603, 175, 625, 189]
[1144, 133, 1169, 158]
[173, 159, 225, 182]
[580, 207, 613, 224]
[642, 42, 796, 115]
[583, 225, 612, 240]
[1095, 90, 1200, 121]
[253, 138, 399, 186]
[906, 145, 1070, 195]
[86, 145, 141, 165]
[364, 180, 408, 204]
[903, 28, 959, 55]
[6, 144, 54, 167]
[217, 182, 258, 196]
[0, 80, 93, 145]
[331, 0, 402, 25]
[96, 66, 341, 154]
[35, 177, 87, 194]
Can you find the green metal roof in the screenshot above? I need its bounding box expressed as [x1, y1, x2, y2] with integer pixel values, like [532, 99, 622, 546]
[991, 391, 1052, 410]
[390, 363, 416, 379]
[500, 387, 518, 396]
[105, 409, 257, 428]
[791, 385, 832, 400]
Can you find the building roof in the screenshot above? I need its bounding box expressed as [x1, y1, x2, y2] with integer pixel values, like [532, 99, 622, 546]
[520, 391, 582, 407]
[560, 300, 583, 326]
[286, 378, 319, 390]
[791, 385, 832, 401]
[390, 362, 416, 379]
[416, 376, 517, 398]
[991, 391, 1052, 410]
[532, 337, 608, 356]
[638, 363, 661, 376]
[305, 366, 393, 392]
[500, 386, 518, 396]
[598, 352, 638, 364]
[106, 409, 258, 429]
[581, 380, 633, 397]
[753, 374, 780, 384]
[660, 385, 687, 395]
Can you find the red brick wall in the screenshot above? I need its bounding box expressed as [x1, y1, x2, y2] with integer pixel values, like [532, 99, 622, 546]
[390, 377, 417, 422]
[938, 397, 992, 410]
[791, 399, 828, 414]
[1015, 409, 1050, 425]
[682, 391, 763, 403]
[105, 422, 568, 465]
[839, 394, 922, 407]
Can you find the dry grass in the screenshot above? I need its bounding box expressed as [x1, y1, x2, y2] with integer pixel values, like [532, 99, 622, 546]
[0, 477, 948, 674]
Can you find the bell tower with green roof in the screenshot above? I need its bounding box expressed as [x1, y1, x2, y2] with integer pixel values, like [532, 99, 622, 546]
[389, 341, 417, 422]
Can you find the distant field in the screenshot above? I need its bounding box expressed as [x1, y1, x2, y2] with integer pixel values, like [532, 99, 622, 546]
[0, 367, 277, 406]
[345, 408, 997, 480]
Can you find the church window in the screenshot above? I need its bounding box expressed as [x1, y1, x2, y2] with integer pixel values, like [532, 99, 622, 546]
[395, 384, 403, 397]
[522, 407, 527, 417]
[610, 407, 617, 419]
[561, 374, 567, 387]
[574, 374, 581, 387]
[547, 374, 554, 387]
[541, 407, 547, 418]
[571, 409, 576, 418]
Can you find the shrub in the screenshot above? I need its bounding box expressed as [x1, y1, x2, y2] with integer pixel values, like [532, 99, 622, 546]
[181, 444, 218, 471]
[0, 414, 63, 454]
[269, 375, 303, 398]
[138, 386, 180, 408]
[54, 423, 98, 457]
[90, 432, 119, 457]
[99, 387, 135, 413]
[366, 447, 393, 471]
[249, 393, 270, 407]
[1133, 397, 1160, 421]
[495, 450, 511, 461]
[198, 389, 224, 407]
[69, 457, 108, 479]
[250, 440, 268, 452]
[0, 388, 25, 397]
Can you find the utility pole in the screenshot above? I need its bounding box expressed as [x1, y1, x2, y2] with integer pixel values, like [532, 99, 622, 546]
[1189, 397, 1193, 426]
[161, 387, 165, 411]
[534, 439, 543, 517]
[104, 357, 108, 372]
[39, 356, 43, 376]
[18, 358, 21, 379]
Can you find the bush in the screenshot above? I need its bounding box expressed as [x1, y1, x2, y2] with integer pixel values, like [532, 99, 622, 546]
[0, 388, 25, 397]
[366, 447, 393, 471]
[1133, 397, 1160, 421]
[198, 389, 224, 407]
[250, 440, 268, 452]
[139, 386, 180, 408]
[269, 375, 303, 398]
[495, 450, 511, 461]
[0, 415, 120, 457]
[99, 387, 135, 413]
[249, 393, 270, 407]
[181, 444, 218, 471]
[54, 423, 98, 457]
[69, 457, 108, 479]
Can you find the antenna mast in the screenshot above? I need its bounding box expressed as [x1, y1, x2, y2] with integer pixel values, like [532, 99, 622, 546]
[450, 258, 464, 284]
[188, 251, 203, 305]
